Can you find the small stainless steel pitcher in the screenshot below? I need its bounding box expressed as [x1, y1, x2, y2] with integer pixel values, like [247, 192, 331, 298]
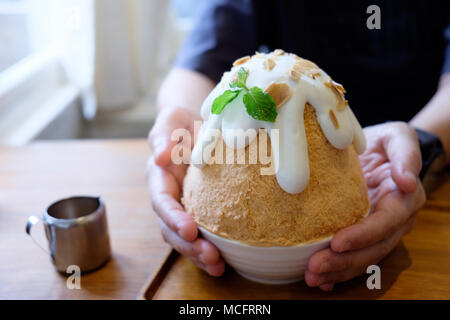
[26, 196, 111, 273]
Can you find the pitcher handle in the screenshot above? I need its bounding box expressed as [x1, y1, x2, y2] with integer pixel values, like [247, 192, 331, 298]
[26, 216, 51, 256]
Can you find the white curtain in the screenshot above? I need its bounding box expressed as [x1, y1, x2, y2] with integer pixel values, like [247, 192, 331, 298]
[27, 0, 96, 119]
[94, 0, 179, 112]
[26, 0, 180, 116]
[56, 0, 96, 119]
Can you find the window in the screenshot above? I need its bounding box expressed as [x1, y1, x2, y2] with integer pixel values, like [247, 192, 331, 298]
[0, 0, 92, 145]
[0, 0, 54, 71]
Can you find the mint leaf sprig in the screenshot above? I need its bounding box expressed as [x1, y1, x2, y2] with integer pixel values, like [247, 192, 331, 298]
[211, 67, 277, 122]
[210, 90, 241, 115]
[229, 67, 249, 90]
[243, 87, 277, 122]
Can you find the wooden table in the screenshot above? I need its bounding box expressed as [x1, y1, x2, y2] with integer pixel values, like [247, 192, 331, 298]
[1, 139, 450, 299]
[0, 139, 171, 299]
[148, 178, 450, 300]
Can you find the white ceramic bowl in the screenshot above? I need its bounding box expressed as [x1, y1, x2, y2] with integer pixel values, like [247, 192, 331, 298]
[199, 227, 332, 285]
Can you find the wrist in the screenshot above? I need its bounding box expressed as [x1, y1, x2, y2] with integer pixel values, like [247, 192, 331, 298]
[412, 127, 446, 184]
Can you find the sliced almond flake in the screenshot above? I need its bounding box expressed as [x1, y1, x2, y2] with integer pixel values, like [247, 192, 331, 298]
[334, 92, 347, 111]
[306, 69, 321, 79]
[253, 52, 265, 59]
[263, 57, 276, 71]
[332, 84, 347, 111]
[233, 55, 250, 66]
[290, 60, 320, 79]
[324, 80, 347, 111]
[267, 51, 281, 61]
[289, 53, 301, 60]
[289, 69, 301, 81]
[295, 58, 319, 70]
[289, 62, 303, 80]
[292, 61, 302, 70]
[329, 109, 339, 129]
[264, 82, 292, 109]
[273, 49, 285, 56]
[332, 80, 346, 94]
[336, 99, 347, 111]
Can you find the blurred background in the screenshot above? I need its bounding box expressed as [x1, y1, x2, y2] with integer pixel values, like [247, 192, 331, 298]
[0, 0, 200, 145]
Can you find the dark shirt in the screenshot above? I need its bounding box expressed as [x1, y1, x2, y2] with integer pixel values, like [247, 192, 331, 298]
[175, 0, 450, 127]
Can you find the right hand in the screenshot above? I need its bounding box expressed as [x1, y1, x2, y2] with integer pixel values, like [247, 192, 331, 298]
[147, 107, 225, 276]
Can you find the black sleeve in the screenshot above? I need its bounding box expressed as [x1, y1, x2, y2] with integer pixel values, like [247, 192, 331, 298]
[173, 0, 257, 83]
[442, 23, 450, 74]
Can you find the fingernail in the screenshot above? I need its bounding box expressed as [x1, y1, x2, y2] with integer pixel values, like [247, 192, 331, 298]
[316, 277, 326, 286]
[319, 261, 331, 273]
[198, 253, 206, 264]
[320, 283, 334, 292]
[198, 241, 208, 264]
[336, 241, 351, 252]
[305, 271, 319, 287]
[404, 170, 417, 186]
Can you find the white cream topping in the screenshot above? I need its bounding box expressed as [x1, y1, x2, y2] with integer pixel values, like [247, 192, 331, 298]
[191, 53, 366, 194]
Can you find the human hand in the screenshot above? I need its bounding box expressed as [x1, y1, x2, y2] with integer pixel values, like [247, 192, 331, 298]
[305, 122, 426, 291]
[147, 107, 225, 276]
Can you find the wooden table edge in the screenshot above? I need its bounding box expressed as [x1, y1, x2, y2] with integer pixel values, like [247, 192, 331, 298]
[136, 249, 178, 300]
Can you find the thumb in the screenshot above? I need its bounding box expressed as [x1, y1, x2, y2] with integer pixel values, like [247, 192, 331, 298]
[384, 123, 422, 193]
[150, 135, 177, 167]
[148, 107, 199, 167]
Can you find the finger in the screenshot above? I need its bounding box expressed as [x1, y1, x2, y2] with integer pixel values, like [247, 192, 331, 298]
[148, 109, 185, 167]
[331, 183, 423, 252]
[364, 162, 391, 188]
[309, 214, 415, 276]
[159, 220, 222, 267]
[383, 123, 421, 193]
[367, 176, 397, 209]
[360, 151, 386, 175]
[306, 220, 408, 287]
[148, 108, 199, 167]
[305, 267, 363, 288]
[205, 260, 226, 277]
[164, 161, 189, 189]
[154, 193, 198, 241]
[189, 257, 226, 277]
[319, 283, 334, 292]
[198, 237, 223, 266]
[159, 220, 225, 277]
[148, 159, 198, 241]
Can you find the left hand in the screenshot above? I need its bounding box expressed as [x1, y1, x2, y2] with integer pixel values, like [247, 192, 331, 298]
[305, 122, 426, 291]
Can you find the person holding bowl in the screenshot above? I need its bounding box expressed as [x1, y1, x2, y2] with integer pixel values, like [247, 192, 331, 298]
[147, 0, 449, 291]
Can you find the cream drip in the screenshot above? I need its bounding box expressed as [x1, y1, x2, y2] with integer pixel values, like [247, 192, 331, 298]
[191, 52, 366, 194]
